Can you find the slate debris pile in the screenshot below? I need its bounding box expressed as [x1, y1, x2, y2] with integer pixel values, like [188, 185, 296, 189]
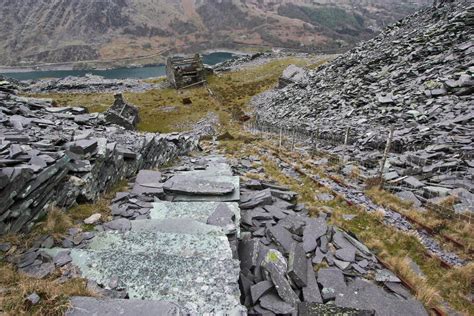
[252, 1, 474, 215]
[0, 88, 198, 234]
[234, 160, 428, 315]
[23, 73, 157, 94]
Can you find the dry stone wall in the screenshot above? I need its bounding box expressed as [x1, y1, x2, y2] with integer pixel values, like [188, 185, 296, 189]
[0, 87, 198, 234]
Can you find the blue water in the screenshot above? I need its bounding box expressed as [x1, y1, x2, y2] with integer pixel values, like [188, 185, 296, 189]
[1, 52, 236, 81]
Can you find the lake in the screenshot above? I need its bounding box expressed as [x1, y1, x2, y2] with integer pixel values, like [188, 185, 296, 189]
[1, 52, 237, 81]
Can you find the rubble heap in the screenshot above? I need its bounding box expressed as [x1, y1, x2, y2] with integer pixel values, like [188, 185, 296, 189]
[104, 93, 139, 130]
[232, 157, 427, 315]
[0, 88, 198, 234]
[253, 1, 473, 215]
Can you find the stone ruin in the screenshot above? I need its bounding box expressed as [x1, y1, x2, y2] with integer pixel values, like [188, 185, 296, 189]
[166, 54, 206, 89]
[104, 93, 139, 130]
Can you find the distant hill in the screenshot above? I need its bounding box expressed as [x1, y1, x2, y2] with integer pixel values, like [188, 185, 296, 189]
[0, 0, 431, 66]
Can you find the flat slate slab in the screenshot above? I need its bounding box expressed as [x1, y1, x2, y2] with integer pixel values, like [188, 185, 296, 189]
[163, 175, 235, 196]
[169, 175, 240, 202]
[51, 248, 244, 315]
[149, 201, 241, 236]
[86, 230, 233, 259]
[66, 297, 182, 316]
[335, 278, 428, 316]
[130, 218, 224, 235]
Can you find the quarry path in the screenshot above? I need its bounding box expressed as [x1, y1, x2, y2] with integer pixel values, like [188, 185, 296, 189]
[37, 151, 428, 315]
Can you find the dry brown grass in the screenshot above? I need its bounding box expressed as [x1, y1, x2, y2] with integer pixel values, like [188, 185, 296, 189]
[0, 262, 91, 316]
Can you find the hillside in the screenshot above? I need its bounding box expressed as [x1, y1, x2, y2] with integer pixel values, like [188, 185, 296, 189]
[0, 0, 431, 66]
[253, 1, 473, 213]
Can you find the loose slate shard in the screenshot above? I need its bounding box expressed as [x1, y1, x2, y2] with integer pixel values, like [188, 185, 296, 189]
[163, 175, 235, 196]
[303, 217, 327, 253]
[240, 189, 273, 209]
[250, 280, 274, 303]
[132, 170, 163, 197]
[259, 293, 296, 314]
[262, 249, 300, 305]
[238, 238, 260, 271]
[317, 268, 347, 300]
[302, 259, 323, 303]
[66, 297, 182, 316]
[267, 224, 295, 254]
[288, 242, 307, 287]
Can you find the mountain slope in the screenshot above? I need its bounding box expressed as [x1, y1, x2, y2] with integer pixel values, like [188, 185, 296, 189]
[0, 0, 431, 66]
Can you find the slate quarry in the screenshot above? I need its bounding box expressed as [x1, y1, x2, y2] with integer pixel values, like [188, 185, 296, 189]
[252, 1, 474, 216]
[0, 87, 198, 234]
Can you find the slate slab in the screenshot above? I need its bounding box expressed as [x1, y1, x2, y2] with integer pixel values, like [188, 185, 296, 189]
[298, 302, 374, 316]
[163, 175, 235, 195]
[335, 278, 428, 316]
[259, 293, 296, 314]
[303, 217, 327, 253]
[66, 297, 182, 316]
[250, 280, 274, 304]
[267, 224, 295, 254]
[302, 259, 323, 303]
[262, 249, 300, 305]
[288, 242, 307, 287]
[317, 268, 347, 300]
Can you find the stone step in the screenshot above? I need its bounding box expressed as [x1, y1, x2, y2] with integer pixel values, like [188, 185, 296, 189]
[54, 248, 244, 314]
[149, 201, 241, 236]
[165, 175, 240, 202]
[66, 296, 182, 316]
[85, 230, 233, 259]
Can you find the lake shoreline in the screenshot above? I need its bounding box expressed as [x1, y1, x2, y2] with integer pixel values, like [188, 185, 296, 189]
[0, 49, 249, 74]
[0, 52, 240, 81]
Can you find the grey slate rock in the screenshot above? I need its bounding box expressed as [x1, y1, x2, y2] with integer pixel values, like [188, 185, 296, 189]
[66, 297, 182, 316]
[0, 242, 11, 252]
[287, 242, 307, 287]
[54, 250, 72, 267]
[303, 218, 327, 253]
[238, 238, 260, 271]
[335, 247, 356, 262]
[207, 203, 235, 229]
[335, 278, 428, 316]
[262, 249, 300, 305]
[240, 189, 273, 209]
[26, 292, 41, 305]
[302, 259, 323, 303]
[103, 218, 131, 232]
[259, 293, 296, 315]
[298, 302, 374, 316]
[250, 280, 274, 304]
[317, 268, 347, 300]
[163, 175, 235, 196]
[267, 224, 295, 254]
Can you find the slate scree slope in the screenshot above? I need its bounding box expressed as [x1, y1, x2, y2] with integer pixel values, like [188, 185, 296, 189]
[253, 0, 474, 215]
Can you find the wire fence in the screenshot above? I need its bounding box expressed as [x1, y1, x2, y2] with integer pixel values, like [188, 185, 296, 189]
[244, 118, 472, 223]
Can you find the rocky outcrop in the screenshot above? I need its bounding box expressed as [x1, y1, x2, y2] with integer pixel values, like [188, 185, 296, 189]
[0, 89, 198, 234]
[253, 1, 473, 215]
